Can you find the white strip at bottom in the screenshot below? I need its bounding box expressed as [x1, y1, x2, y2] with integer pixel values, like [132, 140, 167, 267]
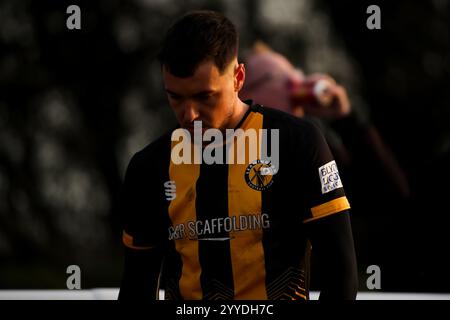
[0, 289, 449, 300]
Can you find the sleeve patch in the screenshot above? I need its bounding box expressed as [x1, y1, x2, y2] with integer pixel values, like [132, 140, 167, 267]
[319, 160, 343, 194]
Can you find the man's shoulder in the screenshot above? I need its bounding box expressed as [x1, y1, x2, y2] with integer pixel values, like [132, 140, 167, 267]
[129, 130, 173, 168]
[255, 104, 323, 140]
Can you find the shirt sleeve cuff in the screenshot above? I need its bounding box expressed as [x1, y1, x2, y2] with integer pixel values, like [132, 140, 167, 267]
[303, 196, 351, 223]
[122, 231, 156, 250]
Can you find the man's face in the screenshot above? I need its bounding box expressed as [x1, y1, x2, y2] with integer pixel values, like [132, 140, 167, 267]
[163, 59, 242, 133]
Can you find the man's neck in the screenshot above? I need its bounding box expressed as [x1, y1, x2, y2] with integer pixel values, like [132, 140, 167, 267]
[227, 99, 249, 130]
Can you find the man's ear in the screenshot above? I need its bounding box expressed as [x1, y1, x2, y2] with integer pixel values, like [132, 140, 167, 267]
[234, 63, 246, 92]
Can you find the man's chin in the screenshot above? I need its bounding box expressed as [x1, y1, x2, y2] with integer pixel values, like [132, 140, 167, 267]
[184, 126, 213, 134]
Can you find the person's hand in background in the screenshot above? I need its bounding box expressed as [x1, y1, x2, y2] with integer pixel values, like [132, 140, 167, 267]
[290, 73, 351, 120]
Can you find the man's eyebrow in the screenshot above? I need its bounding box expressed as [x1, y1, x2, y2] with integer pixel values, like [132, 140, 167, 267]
[165, 89, 216, 96]
[165, 89, 180, 95]
[194, 90, 215, 96]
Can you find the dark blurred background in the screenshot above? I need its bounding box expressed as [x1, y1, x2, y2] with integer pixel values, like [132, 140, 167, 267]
[0, 0, 449, 292]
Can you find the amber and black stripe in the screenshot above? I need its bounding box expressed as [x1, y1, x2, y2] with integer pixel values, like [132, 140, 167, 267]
[196, 161, 235, 299]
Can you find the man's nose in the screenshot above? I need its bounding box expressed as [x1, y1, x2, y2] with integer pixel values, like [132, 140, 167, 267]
[183, 102, 200, 124]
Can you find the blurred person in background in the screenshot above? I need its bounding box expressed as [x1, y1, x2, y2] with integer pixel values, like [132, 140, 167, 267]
[240, 42, 410, 202]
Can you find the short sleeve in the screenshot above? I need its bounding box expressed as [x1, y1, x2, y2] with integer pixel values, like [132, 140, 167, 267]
[298, 121, 351, 223]
[121, 152, 167, 250]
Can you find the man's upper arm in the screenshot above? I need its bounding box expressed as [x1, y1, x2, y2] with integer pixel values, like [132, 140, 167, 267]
[121, 152, 167, 250]
[298, 120, 351, 224]
[119, 151, 167, 300]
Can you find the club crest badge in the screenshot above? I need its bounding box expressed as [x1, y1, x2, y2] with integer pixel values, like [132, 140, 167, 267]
[245, 159, 276, 191]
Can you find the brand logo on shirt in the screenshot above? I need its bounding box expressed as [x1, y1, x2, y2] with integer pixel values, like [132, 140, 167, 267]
[318, 160, 343, 194]
[245, 159, 276, 191]
[164, 180, 176, 201]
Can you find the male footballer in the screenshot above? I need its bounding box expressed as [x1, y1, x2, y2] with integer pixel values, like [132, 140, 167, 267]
[118, 10, 358, 300]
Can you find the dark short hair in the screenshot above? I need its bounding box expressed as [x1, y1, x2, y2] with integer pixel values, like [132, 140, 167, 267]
[157, 10, 238, 77]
